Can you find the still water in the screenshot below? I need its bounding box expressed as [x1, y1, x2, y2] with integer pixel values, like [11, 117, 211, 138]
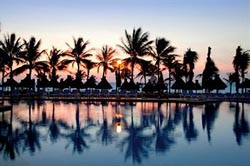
[0, 100, 250, 166]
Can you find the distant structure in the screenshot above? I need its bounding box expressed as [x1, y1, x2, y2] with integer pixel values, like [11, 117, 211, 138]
[207, 46, 211, 59]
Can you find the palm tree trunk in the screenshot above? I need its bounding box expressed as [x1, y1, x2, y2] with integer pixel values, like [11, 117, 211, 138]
[102, 67, 105, 79]
[235, 69, 239, 93]
[2, 70, 4, 92]
[87, 70, 90, 80]
[241, 71, 245, 93]
[10, 64, 13, 93]
[144, 73, 147, 85]
[157, 59, 160, 81]
[52, 68, 56, 93]
[29, 66, 32, 90]
[77, 62, 80, 80]
[189, 68, 194, 82]
[131, 62, 134, 81]
[230, 83, 232, 94]
[168, 70, 171, 94]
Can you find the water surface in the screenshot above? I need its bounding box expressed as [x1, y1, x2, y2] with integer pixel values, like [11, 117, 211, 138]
[0, 100, 250, 166]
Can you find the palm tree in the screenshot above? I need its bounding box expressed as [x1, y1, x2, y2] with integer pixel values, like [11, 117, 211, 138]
[223, 72, 238, 94]
[0, 50, 9, 90]
[233, 46, 250, 93]
[135, 59, 156, 85]
[202, 47, 219, 92]
[96, 45, 115, 78]
[162, 54, 179, 94]
[83, 59, 97, 80]
[149, 38, 176, 81]
[0, 33, 23, 91]
[65, 37, 92, 81]
[118, 27, 153, 81]
[47, 47, 70, 91]
[183, 48, 198, 83]
[13, 37, 48, 89]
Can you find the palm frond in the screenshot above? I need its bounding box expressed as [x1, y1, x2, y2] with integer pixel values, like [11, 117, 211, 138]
[12, 65, 29, 76]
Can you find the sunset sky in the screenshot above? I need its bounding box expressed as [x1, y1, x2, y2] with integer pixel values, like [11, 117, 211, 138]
[0, 0, 249, 81]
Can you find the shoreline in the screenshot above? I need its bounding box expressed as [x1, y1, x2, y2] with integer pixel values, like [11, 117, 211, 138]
[1, 95, 250, 104]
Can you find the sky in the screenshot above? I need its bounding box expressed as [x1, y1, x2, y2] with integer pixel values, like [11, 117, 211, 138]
[0, 0, 249, 82]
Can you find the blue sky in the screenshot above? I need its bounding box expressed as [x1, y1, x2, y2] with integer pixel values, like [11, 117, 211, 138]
[0, 0, 249, 80]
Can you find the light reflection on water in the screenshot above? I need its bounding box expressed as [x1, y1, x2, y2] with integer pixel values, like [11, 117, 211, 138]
[1, 100, 250, 165]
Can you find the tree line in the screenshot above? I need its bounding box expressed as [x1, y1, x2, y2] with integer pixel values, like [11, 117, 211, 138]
[0, 27, 249, 93]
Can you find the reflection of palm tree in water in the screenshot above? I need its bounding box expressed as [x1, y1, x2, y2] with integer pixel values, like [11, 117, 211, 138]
[118, 103, 152, 164]
[0, 105, 21, 160]
[65, 102, 90, 154]
[85, 103, 94, 126]
[37, 102, 47, 125]
[233, 102, 250, 145]
[174, 102, 182, 126]
[49, 102, 70, 143]
[49, 102, 59, 142]
[36, 101, 69, 144]
[96, 103, 114, 146]
[22, 100, 41, 154]
[183, 104, 198, 142]
[202, 103, 220, 142]
[154, 102, 175, 153]
[140, 102, 156, 128]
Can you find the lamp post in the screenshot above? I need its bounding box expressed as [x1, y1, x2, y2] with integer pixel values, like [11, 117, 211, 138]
[116, 59, 122, 91]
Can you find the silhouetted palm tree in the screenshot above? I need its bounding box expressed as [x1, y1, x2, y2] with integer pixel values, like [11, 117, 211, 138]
[233, 46, 250, 93]
[202, 47, 219, 92]
[223, 72, 238, 94]
[0, 33, 23, 91]
[84, 59, 97, 80]
[65, 37, 92, 81]
[149, 38, 176, 81]
[183, 48, 198, 82]
[118, 27, 153, 81]
[135, 59, 156, 85]
[0, 50, 9, 90]
[13, 37, 48, 89]
[96, 45, 115, 78]
[47, 47, 69, 91]
[162, 55, 179, 93]
[172, 61, 186, 80]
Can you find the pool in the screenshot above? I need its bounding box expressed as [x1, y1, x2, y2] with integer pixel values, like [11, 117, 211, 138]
[1, 100, 250, 166]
